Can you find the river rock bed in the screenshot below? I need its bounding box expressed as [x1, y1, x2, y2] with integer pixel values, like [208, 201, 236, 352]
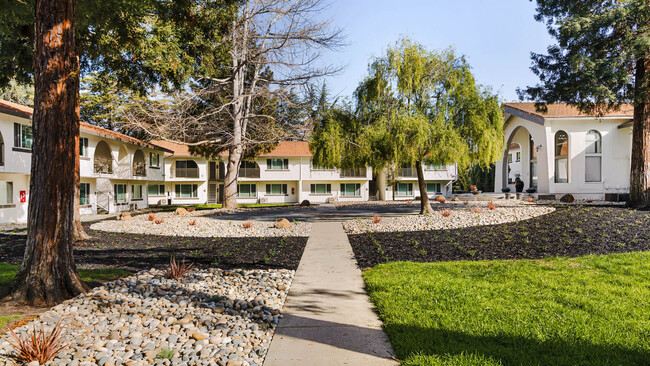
[0, 268, 294, 366]
[343, 202, 555, 234]
[90, 212, 311, 238]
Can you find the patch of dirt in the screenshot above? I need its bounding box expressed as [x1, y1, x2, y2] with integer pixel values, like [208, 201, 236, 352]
[348, 205, 650, 268]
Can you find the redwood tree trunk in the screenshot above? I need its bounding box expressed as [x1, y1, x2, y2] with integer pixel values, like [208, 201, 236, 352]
[8, 0, 88, 306]
[629, 57, 650, 208]
[416, 161, 434, 214]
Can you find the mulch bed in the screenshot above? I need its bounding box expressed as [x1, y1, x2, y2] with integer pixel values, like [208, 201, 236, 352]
[0, 223, 307, 271]
[348, 205, 650, 268]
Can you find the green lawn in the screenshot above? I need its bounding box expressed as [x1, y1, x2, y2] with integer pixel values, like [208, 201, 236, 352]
[0, 263, 131, 329]
[364, 252, 650, 366]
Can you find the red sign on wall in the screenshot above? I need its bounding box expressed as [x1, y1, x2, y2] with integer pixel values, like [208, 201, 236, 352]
[19, 191, 26, 203]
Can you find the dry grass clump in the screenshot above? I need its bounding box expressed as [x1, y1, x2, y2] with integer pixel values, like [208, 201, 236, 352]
[241, 220, 253, 229]
[187, 207, 196, 212]
[164, 257, 194, 280]
[441, 209, 451, 217]
[472, 207, 482, 214]
[373, 214, 382, 224]
[488, 201, 496, 210]
[7, 319, 66, 364]
[147, 213, 156, 221]
[188, 219, 197, 226]
[527, 197, 535, 203]
[155, 218, 165, 225]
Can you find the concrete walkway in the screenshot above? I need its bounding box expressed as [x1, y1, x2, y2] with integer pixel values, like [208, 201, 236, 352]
[264, 205, 397, 365]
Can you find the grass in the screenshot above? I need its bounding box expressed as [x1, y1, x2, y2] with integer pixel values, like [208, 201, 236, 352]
[364, 252, 650, 366]
[0, 263, 131, 329]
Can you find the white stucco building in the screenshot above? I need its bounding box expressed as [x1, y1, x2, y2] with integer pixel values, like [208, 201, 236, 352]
[495, 103, 634, 201]
[0, 99, 171, 223]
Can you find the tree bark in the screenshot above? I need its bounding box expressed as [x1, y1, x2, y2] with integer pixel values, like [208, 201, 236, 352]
[416, 161, 434, 214]
[629, 57, 650, 208]
[7, 0, 88, 306]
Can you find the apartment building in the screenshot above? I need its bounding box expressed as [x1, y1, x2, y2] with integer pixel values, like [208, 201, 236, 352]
[378, 163, 458, 201]
[154, 140, 457, 204]
[0, 99, 170, 223]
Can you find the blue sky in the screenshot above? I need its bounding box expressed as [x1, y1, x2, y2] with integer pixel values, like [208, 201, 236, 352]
[317, 0, 554, 103]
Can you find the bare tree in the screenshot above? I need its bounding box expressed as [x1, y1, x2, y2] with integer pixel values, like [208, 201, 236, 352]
[126, 0, 343, 208]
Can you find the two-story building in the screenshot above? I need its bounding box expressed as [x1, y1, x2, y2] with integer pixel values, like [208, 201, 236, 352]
[377, 163, 458, 201]
[0, 99, 170, 223]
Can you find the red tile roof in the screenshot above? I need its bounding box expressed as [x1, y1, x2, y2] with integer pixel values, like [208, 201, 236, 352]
[505, 102, 634, 119]
[0, 99, 33, 118]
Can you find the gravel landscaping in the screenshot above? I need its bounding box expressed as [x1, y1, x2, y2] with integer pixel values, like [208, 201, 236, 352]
[343, 201, 554, 234]
[90, 211, 311, 238]
[0, 268, 293, 366]
[349, 205, 650, 268]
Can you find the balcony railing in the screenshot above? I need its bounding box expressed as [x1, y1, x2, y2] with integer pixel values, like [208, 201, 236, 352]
[340, 168, 366, 178]
[133, 163, 146, 177]
[176, 167, 199, 178]
[399, 167, 417, 178]
[94, 162, 113, 174]
[239, 166, 260, 178]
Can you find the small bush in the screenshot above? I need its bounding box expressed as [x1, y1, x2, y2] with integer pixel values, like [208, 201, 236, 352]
[164, 257, 194, 280]
[156, 348, 175, 360]
[441, 209, 451, 217]
[147, 213, 156, 221]
[472, 207, 482, 214]
[155, 218, 165, 225]
[373, 214, 382, 224]
[241, 220, 253, 229]
[187, 207, 196, 212]
[406, 200, 413, 204]
[7, 319, 66, 364]
[188, 219, 197, 226]
[527, 197, 535, 203]
[488, 201, 496, 210]
[434, 195, 446, 203]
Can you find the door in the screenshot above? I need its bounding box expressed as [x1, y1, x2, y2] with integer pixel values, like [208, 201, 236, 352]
[209, 161, 218, 181]
[218, 184, 224, 203]
[208, 183, 217, 203]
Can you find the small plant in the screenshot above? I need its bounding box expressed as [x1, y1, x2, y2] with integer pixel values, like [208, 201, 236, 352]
[434, 195, 446, 203]
[463, 200, 469, 205]
[147, 213, 156, 221]
[472, 207, 481, 214]
[373, 214, 382, 224]
[241, 220, 253, 229]
[207, 295, 227, 303]
[7, 319, 66, 364]
[156, 348, 176, 360]
[526, 197, 535, 203]
[164, 257, 194, 279]
[406, 200, 413, 204]
[488, 201, 496, 210]
[441, 209, 451, 217]
[155, 218, 165, 225]
[188, 219, 197, 226]
[187, 207, 196, 212]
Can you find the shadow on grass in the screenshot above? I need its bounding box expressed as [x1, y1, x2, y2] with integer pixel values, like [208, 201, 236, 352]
[387, 325, 650, 366]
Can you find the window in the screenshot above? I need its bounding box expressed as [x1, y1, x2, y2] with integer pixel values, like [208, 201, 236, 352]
[529, 135, 537, 187]
[114, 184, 127, 203]
[133, 149, 146, 176]
[239, 161, 260, 178]
[0, 181, 13, 205]
[132, 184, 143, 200]
[508, 154, 513, 163]
[396, 183, 413, 196]
[175, 184, 198, 198]
[424, 162, 446, 170]
[14, 123, 33, 150]
[554, 131, 569, 183]
[516, 152, 521, 162]
[585, 130, 602, 182]
[238, 184, 257, 198]
[426, 183, 441, 194]
[175, 160, 199, 178]
[79, 137, 88, 157]
[80, 183, 90, 205]
[341, 168, 366, 177]
[94, 140, 113, 174]
[267, 158, 289, 170]
[267, 184, 288, 195]
[148, 184, 166, 196]
[311, 161, 331, 170]
[0, 132, 4, 166]
[310, 183, 330, 195]
[340, 183, 361, 197]
[149, 152, 160, 167]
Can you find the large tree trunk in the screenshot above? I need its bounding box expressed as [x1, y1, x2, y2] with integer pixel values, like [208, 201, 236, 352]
[223, 146, 242, 209]
[8, 0, 88, 306]
[416, 161, 434, 214]
[629, 57, 650, 208]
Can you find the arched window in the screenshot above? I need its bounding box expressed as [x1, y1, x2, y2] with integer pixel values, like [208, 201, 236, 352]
[133, 149, 146, 176]
[94, 140, 113, 174]
[585, 130, 602, 182]
[554, 131, 569, 183]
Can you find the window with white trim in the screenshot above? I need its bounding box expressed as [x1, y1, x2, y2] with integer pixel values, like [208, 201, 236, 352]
[340, 183, 360, 197]
[148, 184, 165, 196]
[310, 183, 330, 195]
[555, 131, 569, 183]
[267, 159, 289, 170]
[237, 184, 257, 198]
[132, 184, 143, 200]
[14, 123, 32, 150]
[175, 184, 198, 198]
[396, 183, 413, 196]
[114, 184, 127, 203]
[516, 152, 521, 162]
[150, 152, 160, 167]
[79, 137, 88, 157]
[266, 184, 288, 195]
[80, 183, 90, 205]
[585, 130, 602, 182]
[0, 181, 13, 205]
[426, 183, 441, 194]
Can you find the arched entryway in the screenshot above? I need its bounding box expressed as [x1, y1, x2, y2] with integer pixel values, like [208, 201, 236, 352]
[94, 140, 113, 174]
[501, 126, 538, 192]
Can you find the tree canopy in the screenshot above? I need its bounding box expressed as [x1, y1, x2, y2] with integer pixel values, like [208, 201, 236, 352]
[311, 38, 503, 213]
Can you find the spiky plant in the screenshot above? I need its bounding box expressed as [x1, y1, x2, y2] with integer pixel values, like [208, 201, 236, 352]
[488, 201, 496, 210]
[241, 220, 253, 229]
[6, 319, 66, 363]
[373, 214, 382, 224]
[441, 209, 451, 217]
[188, 219, 197, 226]
[164, 257, 194, 279]
[147, 213, 156, 221]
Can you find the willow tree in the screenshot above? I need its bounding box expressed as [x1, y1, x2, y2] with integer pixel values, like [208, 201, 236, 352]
[312, 38, 503, 214]
[519, 0, 649, 207]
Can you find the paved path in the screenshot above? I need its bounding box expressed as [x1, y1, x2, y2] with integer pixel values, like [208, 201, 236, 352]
[264, 205, 397, 365]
